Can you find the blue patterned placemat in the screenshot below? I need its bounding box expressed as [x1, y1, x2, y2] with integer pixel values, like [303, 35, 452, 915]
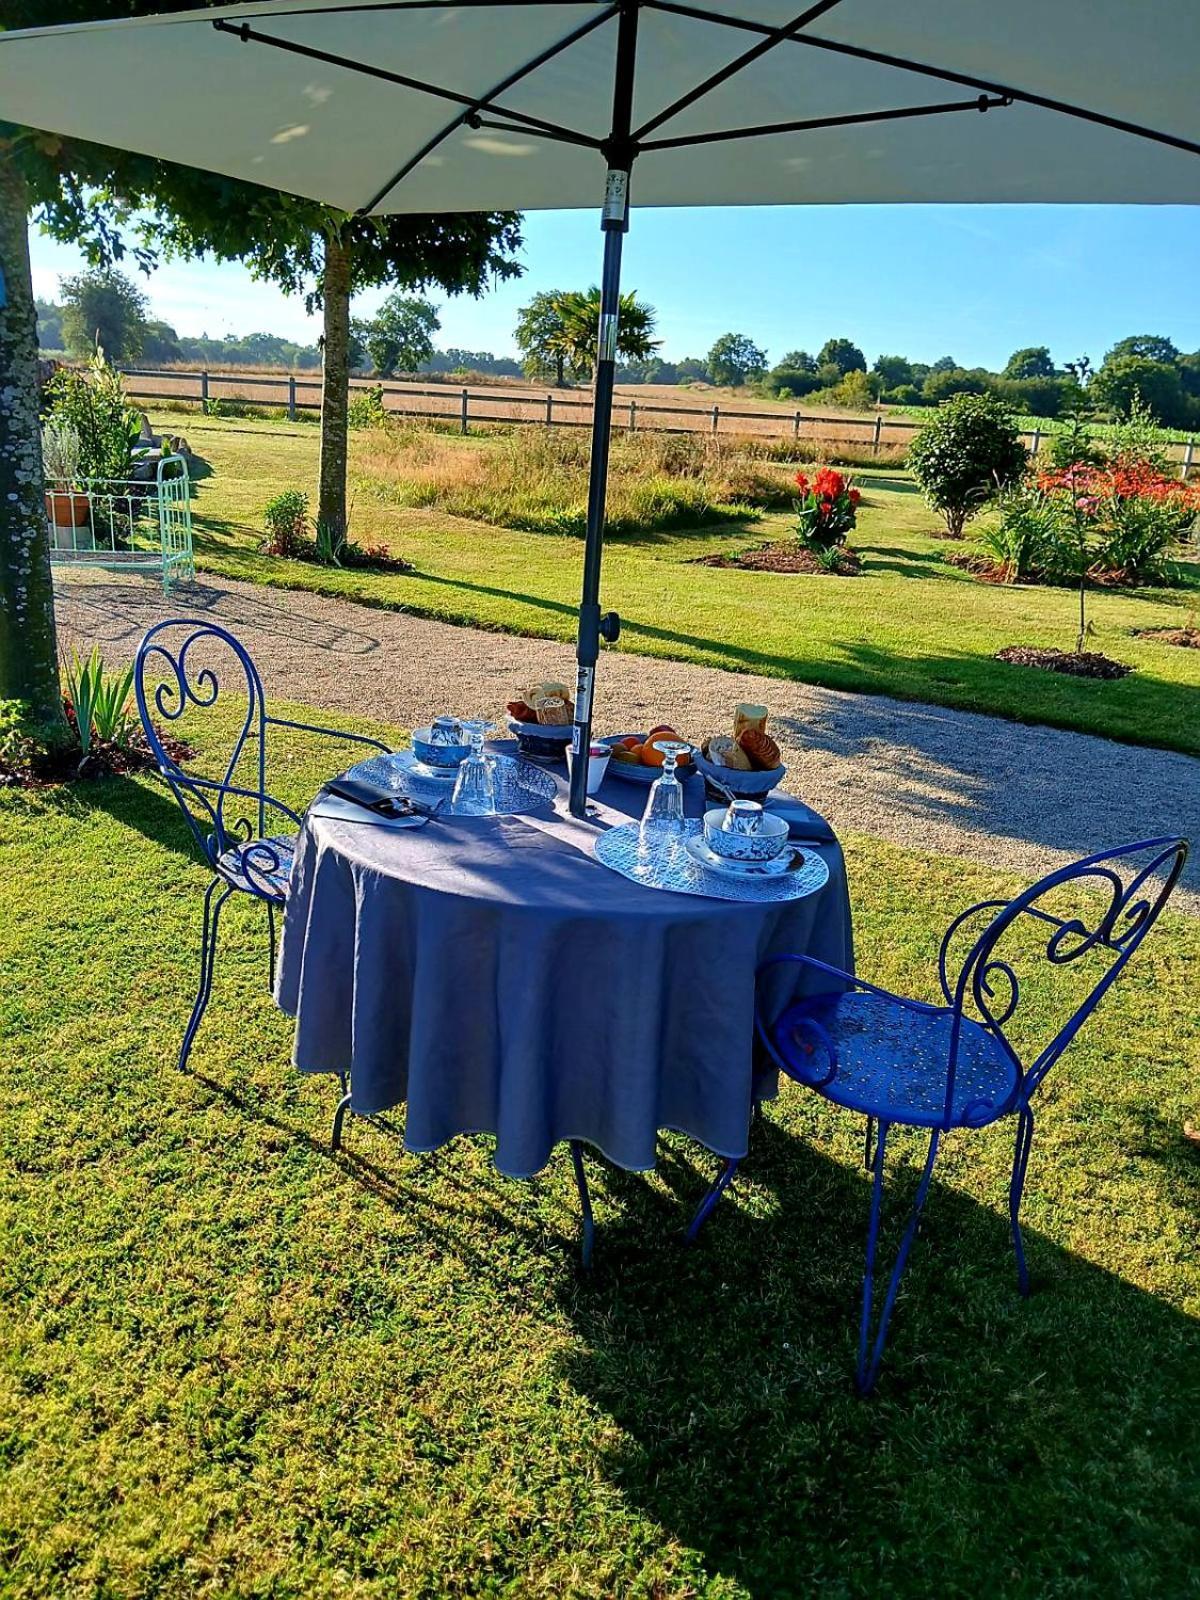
[348, 751, 557, 817]
[594, 821, 830, 904]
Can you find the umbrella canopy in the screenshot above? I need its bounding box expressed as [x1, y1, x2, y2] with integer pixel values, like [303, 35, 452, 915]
[4, 1, 1199, 812]
[2, 1, 1199, 211]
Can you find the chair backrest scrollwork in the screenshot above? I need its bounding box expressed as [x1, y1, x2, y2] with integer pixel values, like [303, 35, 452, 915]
[938, 837, 1188, 1123]
[134, 619, 272, 867]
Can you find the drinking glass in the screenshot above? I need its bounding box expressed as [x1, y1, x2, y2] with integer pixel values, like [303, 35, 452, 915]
[638, 738, 691, 867]
[452, 719, 497, 815]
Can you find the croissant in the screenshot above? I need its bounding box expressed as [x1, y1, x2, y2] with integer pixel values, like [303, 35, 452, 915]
[737, 728, 781, 770]
[507, 699, 539, 724]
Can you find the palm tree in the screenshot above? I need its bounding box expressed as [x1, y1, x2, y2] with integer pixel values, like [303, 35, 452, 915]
[550, 287, 659, 383]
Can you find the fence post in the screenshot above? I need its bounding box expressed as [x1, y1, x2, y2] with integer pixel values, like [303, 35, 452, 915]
[872, 415, 882, 456]
[1030, 427, 1042, 459]
[199, 369, 209, 408]
[546, 393, 553, 425]
[793, 411, 801, 440]
[461, 387, 469, 436]
[1182, 439, 1195, 481]
[711, 403, 719, 435]
[287, 373, 297, 421]
[629, 399, 637, 431]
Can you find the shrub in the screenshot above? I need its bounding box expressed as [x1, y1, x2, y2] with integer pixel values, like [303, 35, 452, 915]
[909, 393, 1027, 537]
[348, 385, 389, 428]
[793, 468, 860, 550]
[262, 489, 313, 557]
[43, 347, 143, 482]
[885, 384, 924, 407]
[1038, 458, 1198, 583]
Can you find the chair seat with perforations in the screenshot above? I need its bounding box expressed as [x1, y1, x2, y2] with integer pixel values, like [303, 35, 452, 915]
[216, 832, 297, 901]
[770, 991, 1021, 1131]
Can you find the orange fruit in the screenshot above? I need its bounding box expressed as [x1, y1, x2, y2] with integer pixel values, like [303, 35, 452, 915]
[640, 729, 690, 767]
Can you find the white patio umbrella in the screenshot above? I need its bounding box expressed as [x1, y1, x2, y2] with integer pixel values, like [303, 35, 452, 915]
[3, 0, 1198, 813]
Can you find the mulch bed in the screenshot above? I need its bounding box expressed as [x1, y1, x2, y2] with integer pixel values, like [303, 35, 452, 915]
[0, 720, 192, 789]
[942, 551, 1011, 583]
[994, 645, 1133, 680]
[1134, 625, 1200, 649]
[696, 542, 862, 576]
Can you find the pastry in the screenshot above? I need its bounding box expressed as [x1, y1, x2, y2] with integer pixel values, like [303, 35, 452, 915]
[534, 695, 571, 726]
[733, 703, 769, 739]
[705, 734, 753, 771]
[507, 699, 538, 724]
[526, 680, 572, 708]
[737, 728, 781, 770]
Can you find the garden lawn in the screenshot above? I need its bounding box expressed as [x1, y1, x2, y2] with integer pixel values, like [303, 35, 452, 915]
[169, 415, 1200, 758]
[0, 702, 1198, 1598]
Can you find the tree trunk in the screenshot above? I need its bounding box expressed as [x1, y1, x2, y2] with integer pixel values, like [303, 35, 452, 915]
[0, 156, 65, 732]
[317, 228, 351, 543]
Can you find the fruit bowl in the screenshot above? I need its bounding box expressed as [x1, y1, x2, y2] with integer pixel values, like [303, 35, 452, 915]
[691, 744, 787, 801]
[600, 733, 699, 785]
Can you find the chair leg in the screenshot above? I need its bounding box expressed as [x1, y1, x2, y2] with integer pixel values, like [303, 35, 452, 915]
[685, 1157, 742, 1242]
[178, 880, 232, 1073]
[1009, 1106, 1035, 1297]
[266, 902, 277, 990]
[570, 1140, 595, 1269]
[864, 1115, 875, 1171]
[856, 1121, 941, 1396]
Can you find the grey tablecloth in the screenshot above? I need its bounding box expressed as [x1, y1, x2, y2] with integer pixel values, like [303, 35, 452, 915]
[275, 751, 853, 1177]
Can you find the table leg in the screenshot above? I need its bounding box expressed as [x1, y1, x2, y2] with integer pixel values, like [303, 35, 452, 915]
[570, 1141, 595, 1269]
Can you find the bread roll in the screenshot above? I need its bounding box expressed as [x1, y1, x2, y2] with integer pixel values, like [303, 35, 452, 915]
[534, 694, 571, 726]
[733, 703, 768, 739]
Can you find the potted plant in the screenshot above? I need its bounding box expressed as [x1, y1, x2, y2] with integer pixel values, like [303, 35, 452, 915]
[41, 419, 93, 550]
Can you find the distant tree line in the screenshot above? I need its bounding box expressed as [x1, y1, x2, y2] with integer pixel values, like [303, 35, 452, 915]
[624, 327, 1200, 430]
[39, 268, 1200, 431]
[37, 273, 523, 378]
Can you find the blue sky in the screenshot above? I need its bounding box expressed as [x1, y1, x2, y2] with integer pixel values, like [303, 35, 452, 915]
[28, 203, 1200, 370]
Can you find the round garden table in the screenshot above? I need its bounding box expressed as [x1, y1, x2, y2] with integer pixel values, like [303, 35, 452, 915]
[275, 747, 853, 1178]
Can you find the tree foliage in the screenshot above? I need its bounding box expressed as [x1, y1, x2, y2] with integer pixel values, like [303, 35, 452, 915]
[58, 265, 148, 362]
[514, 287, 658, 385]
[816, 337, 866, 375]
[706, 332, 768, 386]
[1003, 345, 1056, 380]
[364, 295, 440, 377]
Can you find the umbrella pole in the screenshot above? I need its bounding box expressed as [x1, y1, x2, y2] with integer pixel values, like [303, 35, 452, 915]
[569, 3, 638, 820]
[568, 198, 626, 817]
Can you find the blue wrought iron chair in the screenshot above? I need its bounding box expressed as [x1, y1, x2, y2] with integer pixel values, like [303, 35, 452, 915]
[700, 838, 1188, 1394]
[134, 619, 390, 1076]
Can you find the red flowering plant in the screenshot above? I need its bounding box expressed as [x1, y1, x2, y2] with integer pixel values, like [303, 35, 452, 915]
[793, 467, 861, 551]
[1035, 459, 1199, 583]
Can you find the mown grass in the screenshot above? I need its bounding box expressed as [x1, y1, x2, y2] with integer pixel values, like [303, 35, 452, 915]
[164, 415, 1200, 756]
[0, 702, 1197, 1597]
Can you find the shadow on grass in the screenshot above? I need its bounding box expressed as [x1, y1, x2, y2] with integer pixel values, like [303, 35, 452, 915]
[556, 1113, 1200, 1595]
[37, 771, 199, 859]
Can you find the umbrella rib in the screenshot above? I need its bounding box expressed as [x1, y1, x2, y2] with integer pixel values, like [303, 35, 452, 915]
[210, 17, 598, 150]
[641, 0, 1200, 160]
[631, 0, 847, 142]
[353, 1, 620, 213]
[472, 117, 604, 150]
[640, 94, 1011, 151]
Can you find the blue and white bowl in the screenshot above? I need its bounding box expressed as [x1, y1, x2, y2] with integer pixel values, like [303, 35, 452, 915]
[691, 745, 787, 802]
[411, 726, 473, 770]
[702, 806, 789, 863]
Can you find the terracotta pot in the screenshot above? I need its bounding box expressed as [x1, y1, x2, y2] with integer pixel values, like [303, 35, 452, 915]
[44, 489, 91, 527]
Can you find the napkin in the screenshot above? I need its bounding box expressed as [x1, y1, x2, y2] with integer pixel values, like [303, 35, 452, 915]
[765, 795, 837, 845]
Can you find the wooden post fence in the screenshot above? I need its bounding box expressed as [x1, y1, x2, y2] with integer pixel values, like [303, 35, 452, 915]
[461, 387, 469, 436]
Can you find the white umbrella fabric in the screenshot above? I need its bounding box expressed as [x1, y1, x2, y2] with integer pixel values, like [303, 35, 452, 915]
[4, 0, 1198, 811]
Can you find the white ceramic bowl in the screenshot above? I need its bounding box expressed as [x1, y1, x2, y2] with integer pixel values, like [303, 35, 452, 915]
[702, 806, 789, 862]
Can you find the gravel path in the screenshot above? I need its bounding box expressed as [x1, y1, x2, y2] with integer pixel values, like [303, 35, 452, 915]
[56, 570, 1200, 909]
